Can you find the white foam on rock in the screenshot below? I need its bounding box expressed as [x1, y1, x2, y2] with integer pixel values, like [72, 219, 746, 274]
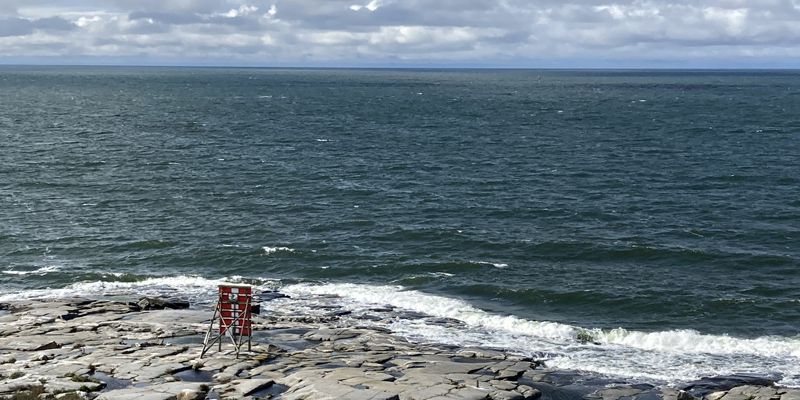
[279, 282, 800, 387]
[2, 277, 798, 387]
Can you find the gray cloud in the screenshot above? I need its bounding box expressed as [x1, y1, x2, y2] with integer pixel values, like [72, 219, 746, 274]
[0, 0, 18, 16]
[0, 16, 75, 37]
[128, 11, 205, 25]
[0, 0, 799, 66]
[114, 0, 227, 13]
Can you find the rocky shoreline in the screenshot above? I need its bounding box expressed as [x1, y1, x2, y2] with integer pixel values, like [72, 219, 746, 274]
[0, 296, 797, 400]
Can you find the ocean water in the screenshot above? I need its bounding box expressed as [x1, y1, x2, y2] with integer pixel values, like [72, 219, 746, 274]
[1, 67, 799, 386]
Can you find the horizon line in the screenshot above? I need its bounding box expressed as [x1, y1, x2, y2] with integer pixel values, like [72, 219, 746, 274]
[1, 63, 800, 71]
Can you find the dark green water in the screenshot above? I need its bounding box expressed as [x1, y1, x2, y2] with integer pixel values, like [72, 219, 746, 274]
[1, 67, 799, 384]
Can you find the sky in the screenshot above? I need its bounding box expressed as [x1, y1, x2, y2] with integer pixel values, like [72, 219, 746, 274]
[1, 0, 799, 68]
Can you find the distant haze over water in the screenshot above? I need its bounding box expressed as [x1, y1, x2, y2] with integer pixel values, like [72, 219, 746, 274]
[1, 67, 799, 385]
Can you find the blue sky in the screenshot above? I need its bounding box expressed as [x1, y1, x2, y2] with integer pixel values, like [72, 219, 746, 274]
[1, 0, 799, 68]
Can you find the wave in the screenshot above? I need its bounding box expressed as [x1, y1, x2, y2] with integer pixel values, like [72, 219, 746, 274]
[2, 265, 61, 276]
[2, 277, 798, 387]
[262, 246, 295, 255]
[279, 283, 800, 387]
[280, 283, 800, 357]
[0, 275, 270, 303]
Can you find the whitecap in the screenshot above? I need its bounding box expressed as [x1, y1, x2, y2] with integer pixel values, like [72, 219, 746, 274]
[262, 246, 295, 255]
[472, 261, 508, 268]
[2, 265, 61, 275]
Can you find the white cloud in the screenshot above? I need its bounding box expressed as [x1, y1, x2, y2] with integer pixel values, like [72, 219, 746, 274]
[0, 0, 799, 66]
[222, 4, 258, 17]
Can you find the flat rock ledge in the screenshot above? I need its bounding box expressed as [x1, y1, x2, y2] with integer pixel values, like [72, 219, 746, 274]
[0, 298, 796, 400]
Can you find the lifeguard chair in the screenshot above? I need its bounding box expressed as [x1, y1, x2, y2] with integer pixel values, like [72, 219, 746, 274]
[201, 284, 253, 358]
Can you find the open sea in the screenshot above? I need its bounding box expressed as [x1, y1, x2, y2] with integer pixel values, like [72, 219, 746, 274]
[1, 66, 799, 386]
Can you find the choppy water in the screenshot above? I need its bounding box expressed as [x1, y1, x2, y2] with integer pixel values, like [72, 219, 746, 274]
[1, 67, 799, 385]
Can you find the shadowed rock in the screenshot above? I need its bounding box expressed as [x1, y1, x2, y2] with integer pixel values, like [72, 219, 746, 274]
[137, 297, 191, 310]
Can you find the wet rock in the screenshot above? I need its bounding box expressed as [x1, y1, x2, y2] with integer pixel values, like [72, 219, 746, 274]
[257, 291, 290, 301]
[681, 375, 778, 395]
[590, 385, 646, 400]
[397, 311, 429, 320]
[426, 317, 464, 326]
[137, 297, 190, 310]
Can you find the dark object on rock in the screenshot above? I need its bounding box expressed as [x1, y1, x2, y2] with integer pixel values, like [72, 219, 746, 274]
[34, 341, 60, 351]
[251, 304, 260, 314]
[59, 310, 80, 321]
[397, 311, 429, 320]
[137, 297, 190, 310]
[256, 292, 289, 301]
[677, 390, 699, 400]
[681, 374, 778, 396]
[426, 317, 463, 326]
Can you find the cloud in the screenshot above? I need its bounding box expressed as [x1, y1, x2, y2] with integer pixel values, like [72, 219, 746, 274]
[113, 0, 228, 13]
[0, 16, 75, 37]
[1, 0, 799, 66]
[128, 11, 204, 25]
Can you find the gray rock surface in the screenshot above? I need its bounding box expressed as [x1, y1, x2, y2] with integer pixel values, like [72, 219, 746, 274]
[0, 297, 791, 400]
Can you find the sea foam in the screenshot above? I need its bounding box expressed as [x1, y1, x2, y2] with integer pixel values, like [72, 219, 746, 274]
[262, 246, 295, 254]
[2, 277, 798, 386]
[2, 265, 61, 275]
[279, 282, 800, 387]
